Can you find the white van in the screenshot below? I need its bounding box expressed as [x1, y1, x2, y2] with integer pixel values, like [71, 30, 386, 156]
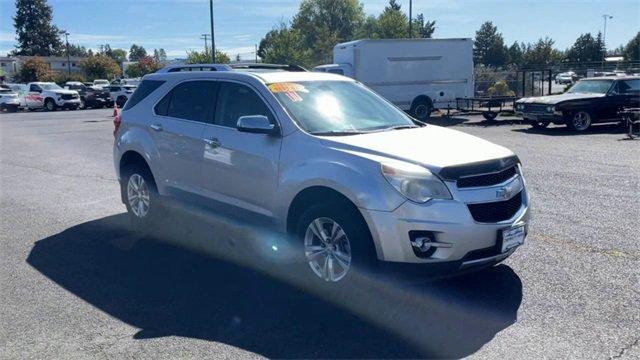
[314, 38, 474, 120]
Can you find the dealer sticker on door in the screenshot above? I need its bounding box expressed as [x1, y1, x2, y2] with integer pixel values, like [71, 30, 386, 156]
[501, 225, 525, 253]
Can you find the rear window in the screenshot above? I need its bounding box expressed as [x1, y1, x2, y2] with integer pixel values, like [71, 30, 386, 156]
[123, 80, 165, 110]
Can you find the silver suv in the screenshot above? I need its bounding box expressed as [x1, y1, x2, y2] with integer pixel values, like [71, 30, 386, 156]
[113, 64, 530, 283]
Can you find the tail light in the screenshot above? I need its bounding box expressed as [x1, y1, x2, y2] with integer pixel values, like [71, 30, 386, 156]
[113, 114, 121, 137]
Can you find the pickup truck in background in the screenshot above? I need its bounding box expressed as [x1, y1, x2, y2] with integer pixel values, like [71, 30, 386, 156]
[313, 38, 474, 120]
[25, 82, 81, 111]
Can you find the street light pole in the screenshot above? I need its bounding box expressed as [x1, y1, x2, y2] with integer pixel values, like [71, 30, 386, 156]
[209, 0, 215, 63]
[408, 0, 412, 38]
[601, 14, 613, 68]
[201, 34, 210, 57]
[62, 30, 71, 75]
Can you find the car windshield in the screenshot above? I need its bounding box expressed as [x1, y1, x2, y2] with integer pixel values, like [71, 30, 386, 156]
[567, 80, 613, 94]
[269, 81, 416, 135]
[41, 83, 62, 90]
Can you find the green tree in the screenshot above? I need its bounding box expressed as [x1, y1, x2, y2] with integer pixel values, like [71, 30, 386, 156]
[522, 37, 563, 67]
[411, 14, 436, 39]
[129, 44, 148, 61]
[565, 32, 605, 62]
[15, 57, 52, 82]
[125, 56, 162, 77]
[153, 48, 167, 63]
[474, 21, 508, 67]
[507, 42, 523, 65]
[12, 0, 63, 56]
[66, 44, 90, 57]
[110, 49, 128, 63]
[292, 0, 365, 64]
[376, 0, 408, 39]
[79, 55, 121, 80]
[622, 32, 640, 61]
[258, 23, 312, 66]
[185, 49, 230, 64]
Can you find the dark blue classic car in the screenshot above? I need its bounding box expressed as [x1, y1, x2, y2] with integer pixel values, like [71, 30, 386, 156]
[516, 76, 640, 131]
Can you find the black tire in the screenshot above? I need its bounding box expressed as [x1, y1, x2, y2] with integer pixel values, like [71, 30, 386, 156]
[44, 98, 57, 111]
[295, 201, 377, 285]
[6, 106, 18, 113]
[566, 110, 593, 132]
[482, 111, 498, 121]
[410, 98, 433, 121]
[121, 164, 163, 235]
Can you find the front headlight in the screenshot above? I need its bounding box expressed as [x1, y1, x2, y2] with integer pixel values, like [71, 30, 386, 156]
[516, 104, 524, 110]
[546, 105, 554, 113]
[381, 162, 451, 203]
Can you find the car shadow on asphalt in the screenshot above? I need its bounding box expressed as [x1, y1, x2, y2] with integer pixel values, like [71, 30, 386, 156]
[512, 123, 628, 136]
[27, 213, 523, 359]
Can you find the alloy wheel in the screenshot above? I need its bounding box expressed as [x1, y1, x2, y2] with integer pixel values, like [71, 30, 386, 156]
[127, 174, 150, 218]
[572, 111, 591, 131]
[304, 217, 352, 282]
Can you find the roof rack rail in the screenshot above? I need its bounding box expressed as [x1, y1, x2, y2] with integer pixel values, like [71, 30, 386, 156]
[229, 63, 308, 72]
[155, 64, 232, 73]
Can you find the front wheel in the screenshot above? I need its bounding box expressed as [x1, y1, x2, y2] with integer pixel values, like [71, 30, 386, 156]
[296, 202, 377, 284]
[482, 111, 498, 121]
[566, 110, 592, 132]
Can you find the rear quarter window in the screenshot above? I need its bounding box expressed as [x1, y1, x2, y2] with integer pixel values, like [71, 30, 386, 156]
[123, 80, 165, 111]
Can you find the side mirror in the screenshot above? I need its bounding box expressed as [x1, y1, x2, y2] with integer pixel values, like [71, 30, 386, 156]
[237, 115, 278, 135]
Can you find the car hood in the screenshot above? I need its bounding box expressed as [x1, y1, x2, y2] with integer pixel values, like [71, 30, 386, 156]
[318, 125, 514, 174]
[517, 92, 604, 105]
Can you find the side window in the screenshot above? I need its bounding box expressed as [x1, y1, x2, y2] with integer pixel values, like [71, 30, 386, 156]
[30, 84, 41, 92]
[619, 80, 640, 94]
[165, 81, 214, 122]
[123, 80, 165, 110]
[214, 82, 273, 128]
[154, 91, 171, 116]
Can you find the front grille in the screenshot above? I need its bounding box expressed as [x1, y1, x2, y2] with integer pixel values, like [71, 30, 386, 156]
[457, 166, 517, 188]
[61, 94, 77, 100]
[467, 191, 523, 223]
[523, 104, 550, 114]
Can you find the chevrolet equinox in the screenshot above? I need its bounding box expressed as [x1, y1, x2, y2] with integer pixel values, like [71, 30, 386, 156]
[113, 64, 530, 283]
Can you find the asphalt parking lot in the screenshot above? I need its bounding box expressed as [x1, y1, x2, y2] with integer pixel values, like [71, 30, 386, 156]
[1, 109, 638, 359]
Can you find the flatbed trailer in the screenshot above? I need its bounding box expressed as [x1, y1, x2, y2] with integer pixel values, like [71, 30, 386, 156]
[455, 96, 518, 121]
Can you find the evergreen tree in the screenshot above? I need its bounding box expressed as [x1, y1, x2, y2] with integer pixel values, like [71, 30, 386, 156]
[13, 0, 63, 56]
[474, 21, 508, 67]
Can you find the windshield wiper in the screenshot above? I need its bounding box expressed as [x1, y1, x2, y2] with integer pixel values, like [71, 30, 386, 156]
[388, 124, 419, 130]
[309, 130, 364, 136]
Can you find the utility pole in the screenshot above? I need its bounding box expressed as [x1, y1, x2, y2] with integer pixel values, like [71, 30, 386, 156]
[602, 14, 613, 68]
[209, 0, 215, 62]
[61, 30, 71, 75]
[408, 0, 412, 38]
[201, 34, 210, 57]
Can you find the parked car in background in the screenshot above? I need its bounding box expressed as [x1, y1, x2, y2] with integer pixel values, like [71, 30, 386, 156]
[313, 38, 474, 121]
[107, 84, 136, 108]
[0, 87, 21, 112]
[5, 83, 28, 108]
[25, 82, 81, 111]
[516, 76, 640, 131]
[555, 72, 576, 84]
[64, 81, 110, 109]
[113, 65, 529, 284]
[93, 79, 110, 88]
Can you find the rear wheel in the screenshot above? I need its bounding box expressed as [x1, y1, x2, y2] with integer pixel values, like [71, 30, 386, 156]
[296, 202, 377, 284]
[567, 110, 592, 132]
[45, 98, 56, 111]
[482, 111, 498, 121]
[122, 164, 162, 234]
[410, 98, 433, 121]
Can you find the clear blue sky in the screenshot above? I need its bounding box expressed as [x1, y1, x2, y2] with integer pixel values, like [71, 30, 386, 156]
[0, 0, 638, 59]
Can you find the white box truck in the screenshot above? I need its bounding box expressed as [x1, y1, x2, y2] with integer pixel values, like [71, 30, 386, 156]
[313, 38, 474, 120]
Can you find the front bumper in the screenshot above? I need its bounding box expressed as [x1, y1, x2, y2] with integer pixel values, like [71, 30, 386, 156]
[360, 175, 530, 270]
[516, 111, 564, 123]
[55, 98, 81, 107]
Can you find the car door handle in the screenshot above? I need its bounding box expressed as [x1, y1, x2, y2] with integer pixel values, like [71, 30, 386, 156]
[204, 137, 221, 148]
[149, 124, 163, 132]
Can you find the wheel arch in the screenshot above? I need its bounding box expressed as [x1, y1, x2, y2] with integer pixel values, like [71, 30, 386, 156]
[118, 150, 156, 203]
[410, 94, 433, 109]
